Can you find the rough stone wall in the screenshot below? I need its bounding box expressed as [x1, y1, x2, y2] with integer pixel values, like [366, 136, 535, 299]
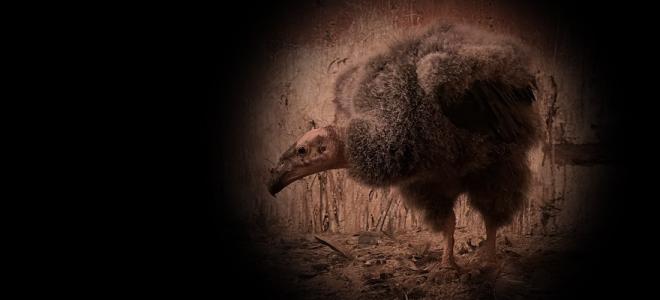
[232, 0, 614, 237]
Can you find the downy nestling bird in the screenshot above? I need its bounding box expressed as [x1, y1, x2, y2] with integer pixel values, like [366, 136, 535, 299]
[267, 23, 541, 268]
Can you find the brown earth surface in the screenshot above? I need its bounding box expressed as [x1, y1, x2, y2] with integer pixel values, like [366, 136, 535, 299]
[250, 227, 589, 299]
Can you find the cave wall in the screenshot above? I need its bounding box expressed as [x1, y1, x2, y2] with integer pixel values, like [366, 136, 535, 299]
[231, 0, 614, 237]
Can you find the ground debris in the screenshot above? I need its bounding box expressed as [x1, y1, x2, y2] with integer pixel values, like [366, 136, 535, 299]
[255, 230, 578, 299]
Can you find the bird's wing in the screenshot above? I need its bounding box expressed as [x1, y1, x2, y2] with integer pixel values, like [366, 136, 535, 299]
[416, 46, 537, 143]
[443, 80, 536, 142]
[332, 65, 361, 126]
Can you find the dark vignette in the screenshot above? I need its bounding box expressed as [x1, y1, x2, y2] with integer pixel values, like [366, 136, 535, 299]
[143, 1, 650, 298]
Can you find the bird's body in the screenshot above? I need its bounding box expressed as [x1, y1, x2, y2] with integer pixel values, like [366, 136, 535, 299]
[269, 23, 541, 267]
[335, 23, 540, 230]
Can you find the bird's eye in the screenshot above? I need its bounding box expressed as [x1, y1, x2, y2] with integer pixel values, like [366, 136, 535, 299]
[297, 147, 307, 155]
[319, 145, 326, 153]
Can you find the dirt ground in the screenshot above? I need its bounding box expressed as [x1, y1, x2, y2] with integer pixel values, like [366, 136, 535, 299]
[249, 226, 591, 300]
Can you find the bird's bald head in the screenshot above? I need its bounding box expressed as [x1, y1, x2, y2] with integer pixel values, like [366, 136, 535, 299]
[268, 126, 348, 196]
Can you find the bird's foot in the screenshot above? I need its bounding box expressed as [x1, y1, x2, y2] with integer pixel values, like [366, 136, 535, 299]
[469, 247, 498, 270]
[439, 257, 459, 270]
[427, 258, 461, 283]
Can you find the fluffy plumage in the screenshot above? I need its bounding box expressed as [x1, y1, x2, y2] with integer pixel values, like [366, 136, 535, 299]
[333, 23, 540, 229]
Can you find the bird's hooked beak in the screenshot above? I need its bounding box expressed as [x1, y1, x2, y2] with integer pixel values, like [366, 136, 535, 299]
[267, 126, 348, 197]
[267, 160, 302, 197]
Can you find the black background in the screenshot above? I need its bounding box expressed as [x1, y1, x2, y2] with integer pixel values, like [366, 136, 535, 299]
[109, 1, 653, 298]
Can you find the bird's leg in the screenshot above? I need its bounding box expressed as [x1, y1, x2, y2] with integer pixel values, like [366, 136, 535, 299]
[482, 218, 498, 263]
[440, 210, 457, 269]
[427, 210, 460, 283]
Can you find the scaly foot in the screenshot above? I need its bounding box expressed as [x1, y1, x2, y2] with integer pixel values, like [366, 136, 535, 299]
[469, 246, 498, 269]
[427, 257, 461, 283]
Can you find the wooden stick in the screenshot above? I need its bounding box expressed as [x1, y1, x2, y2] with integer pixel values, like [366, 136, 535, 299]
[314, 235, 353, 259]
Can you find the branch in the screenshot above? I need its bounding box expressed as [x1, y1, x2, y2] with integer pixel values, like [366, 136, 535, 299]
[314, 235, 353, 259]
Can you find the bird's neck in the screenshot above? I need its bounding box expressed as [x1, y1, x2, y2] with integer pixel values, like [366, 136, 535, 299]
[326, 125, 350, 170]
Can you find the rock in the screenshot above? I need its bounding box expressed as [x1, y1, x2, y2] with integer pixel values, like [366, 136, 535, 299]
[358, 231, 381, 245]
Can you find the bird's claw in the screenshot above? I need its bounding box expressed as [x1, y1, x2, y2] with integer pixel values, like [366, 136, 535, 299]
[426, 258, 461, 283]
[467, 247, 499, 271]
